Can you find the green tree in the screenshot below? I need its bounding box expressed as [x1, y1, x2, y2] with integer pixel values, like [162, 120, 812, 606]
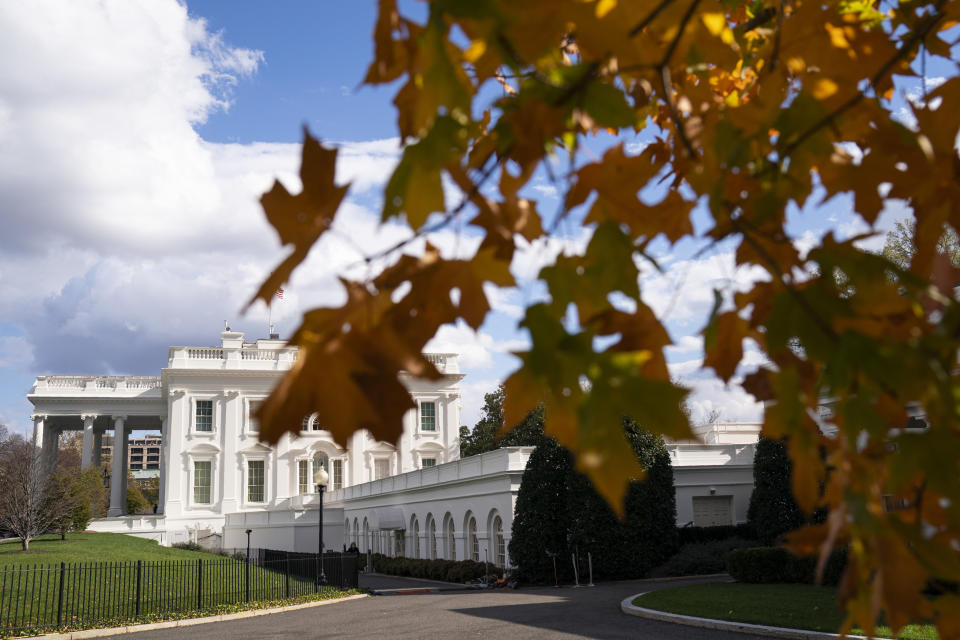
[748, 438, 806, 544]
[248, 1, 960, 633]
[126, 474, 149, 515]
[882, 219, 960, 270]
[460, 386, 545, 457]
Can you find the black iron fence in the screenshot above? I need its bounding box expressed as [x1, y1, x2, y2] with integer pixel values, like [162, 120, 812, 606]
[0, 549, 358, 637]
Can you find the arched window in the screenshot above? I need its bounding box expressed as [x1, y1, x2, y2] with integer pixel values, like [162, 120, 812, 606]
[412, 518, 420, 559]
[362, 518, 369, 553]
[493, 516, 505, 567]
[428, 518, 437, 560]
[468, 517, 479, 562]
[344, 519, 351, 545]
[446, 518, 456, 561]
[313, 452, 329, 482]
[301, 415, 312, 431]
[353, 518, 359, 544]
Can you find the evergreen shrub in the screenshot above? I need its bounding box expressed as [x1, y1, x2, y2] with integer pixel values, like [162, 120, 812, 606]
[367, 554, 503, 582]
[747, 438, 805, 543]
[509, 421, 677, 584]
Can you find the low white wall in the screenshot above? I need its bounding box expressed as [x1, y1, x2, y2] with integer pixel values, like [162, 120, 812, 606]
[223, 508, 345, 553]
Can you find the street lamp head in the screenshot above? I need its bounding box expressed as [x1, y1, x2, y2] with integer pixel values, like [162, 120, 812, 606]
[314, 465, 329, 488]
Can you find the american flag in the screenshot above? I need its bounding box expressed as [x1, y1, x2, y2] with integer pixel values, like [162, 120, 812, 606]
[276, 288, 284, 300]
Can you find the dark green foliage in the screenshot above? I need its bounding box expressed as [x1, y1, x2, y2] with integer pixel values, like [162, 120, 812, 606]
[677, 524, 757, 545]
[726, 546, 847, 585]
[509, 439, 576, 583]
[510, 419, 677, 583]
[651, 538, 757, 578]
[747, 438, 805, 543]
[459, 386, 546, 458]
[366, 554, 503, 582]
[621, 424, 679, 575]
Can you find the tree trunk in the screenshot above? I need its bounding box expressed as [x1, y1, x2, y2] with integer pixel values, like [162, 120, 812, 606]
[21, 537, 29, 551]
[61, 530, 66, 541]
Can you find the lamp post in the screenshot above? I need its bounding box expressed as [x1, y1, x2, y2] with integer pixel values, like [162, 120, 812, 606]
[314, 465, 329, 587]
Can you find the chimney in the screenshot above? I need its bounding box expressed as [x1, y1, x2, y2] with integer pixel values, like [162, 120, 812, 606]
[221, 330, 244, 349]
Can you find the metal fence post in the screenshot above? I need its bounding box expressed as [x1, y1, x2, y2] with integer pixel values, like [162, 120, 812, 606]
[285, 552, 290, 598]
[245, 552, 250, 603]
[197, 559, 203, 610]
[135, 560, 143, 616]
[56, 563, 66, 627]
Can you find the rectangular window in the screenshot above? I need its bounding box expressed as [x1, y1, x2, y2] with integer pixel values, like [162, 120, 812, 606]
[332, 459, 343, 490]
[248, 400, 261, 432]
[195, 400, 213, 432]
[298, 460, 309, 495]
[193, 461, 211, 504]
[374, 459, 389, 480]
[421, 458, 437, 468]
[247, 460, 265, 503]
[420, 402, 436, 431]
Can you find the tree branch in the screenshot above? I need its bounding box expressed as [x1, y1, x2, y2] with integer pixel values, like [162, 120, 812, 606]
[781, 3, 946, 158]
[629, 0, 677, 37]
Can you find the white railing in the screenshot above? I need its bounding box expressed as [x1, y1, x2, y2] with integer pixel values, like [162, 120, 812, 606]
[187, 348, 224, 360]
[241, 349, 278, 361]
[33, 376, 162, 393]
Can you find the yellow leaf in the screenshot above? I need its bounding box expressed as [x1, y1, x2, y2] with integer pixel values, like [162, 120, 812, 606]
[812, 77, 839, 100]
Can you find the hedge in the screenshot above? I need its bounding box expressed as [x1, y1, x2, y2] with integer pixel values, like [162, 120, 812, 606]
[364, 553, 503, 583]
[677, 524, 756, 546]
[726, 546, 847, 585]
[747, 438, 805, 543]
[651, 537, 757, 578]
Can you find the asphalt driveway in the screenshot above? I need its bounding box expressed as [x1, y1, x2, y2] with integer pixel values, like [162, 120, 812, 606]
[99, 575, 769, 639]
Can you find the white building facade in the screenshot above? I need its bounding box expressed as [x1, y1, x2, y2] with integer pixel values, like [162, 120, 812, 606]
[28, 331, 760, 567]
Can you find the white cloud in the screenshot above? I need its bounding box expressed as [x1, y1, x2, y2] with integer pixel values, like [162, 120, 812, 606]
[0, 337, 33, 371]
[459, 378, 503, 428]
[425, 320, 528, 370]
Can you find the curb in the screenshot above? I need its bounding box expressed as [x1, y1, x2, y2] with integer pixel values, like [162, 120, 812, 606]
[621, 593, 868, 640]
[19, 594, 369, 640]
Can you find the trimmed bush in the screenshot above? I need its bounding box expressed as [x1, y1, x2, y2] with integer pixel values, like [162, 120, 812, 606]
[677, 523, 756, 545]
[747, 438, 805, 543]
[367, 553, 503, 583]
[651, 537, 756, 578]
[726, 546, 847, 585]
[510, 421, 677, 584]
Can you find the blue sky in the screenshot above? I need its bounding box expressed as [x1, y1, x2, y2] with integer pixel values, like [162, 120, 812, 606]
[0, 0, 932, 439]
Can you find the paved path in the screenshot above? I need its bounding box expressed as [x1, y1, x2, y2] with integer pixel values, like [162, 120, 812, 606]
[101, 576, 769, 639]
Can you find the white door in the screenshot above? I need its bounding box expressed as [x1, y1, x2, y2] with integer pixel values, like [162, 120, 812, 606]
[692, 495, 733, 526]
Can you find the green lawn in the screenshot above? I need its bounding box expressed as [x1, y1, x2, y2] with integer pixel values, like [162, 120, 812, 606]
[633, 583, 938, 640]
[0, 533, 223, 567]
[0, 533, 348, 637]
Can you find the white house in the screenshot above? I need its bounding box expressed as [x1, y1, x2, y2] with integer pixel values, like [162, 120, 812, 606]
[27, 330, 760, 567]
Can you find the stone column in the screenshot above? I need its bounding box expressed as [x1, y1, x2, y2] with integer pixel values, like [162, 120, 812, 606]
[80, 414, 97, 469]
[32, 414, 45, 451]
[108, 415, 127, 516]
[158, 416, 168, 515]
[221, 391, 239, 513]
[93, 430, 103, 468]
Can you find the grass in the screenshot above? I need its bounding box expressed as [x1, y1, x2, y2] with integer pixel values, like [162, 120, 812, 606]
[0, 533, 225, 567]
[0, 533, 354, 637]
[633, 583, 938, 640]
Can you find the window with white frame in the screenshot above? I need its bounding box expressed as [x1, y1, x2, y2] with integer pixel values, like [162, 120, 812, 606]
[297, 460, 310, 495]
[493, 516, 506, 567]
[195, 400, 213, 432]
[419, 401, 436, 431]
[374, 458, 389, 480]
[332, 459, 343, 490]
[468, 517, 479, 561]
[412, 519, 420, 559]
[247, 460, 265, 503]
[301, 415, 312, 431]
[193, 461, 212, 504]
[421, 458, 437, 468]
[248, 400, 261, 432]
[313, 452, 328, 482]
[446, 519, 456, 561]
